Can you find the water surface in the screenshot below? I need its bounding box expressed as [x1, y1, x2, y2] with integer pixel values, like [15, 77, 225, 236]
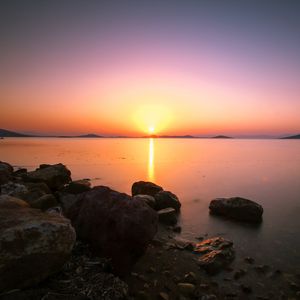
[1, 137, 300, 272]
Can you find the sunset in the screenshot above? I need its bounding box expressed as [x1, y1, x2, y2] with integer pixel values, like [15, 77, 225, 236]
[0, 1, 300, 299]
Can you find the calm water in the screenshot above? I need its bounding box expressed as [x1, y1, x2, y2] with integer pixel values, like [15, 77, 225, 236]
[1, 138, 300, 272]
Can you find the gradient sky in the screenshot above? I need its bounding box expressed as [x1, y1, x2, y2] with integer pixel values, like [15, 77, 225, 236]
[1, 0, 300, 136]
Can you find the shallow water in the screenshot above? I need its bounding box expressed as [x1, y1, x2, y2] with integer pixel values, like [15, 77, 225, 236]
[1, 137, 300, 272]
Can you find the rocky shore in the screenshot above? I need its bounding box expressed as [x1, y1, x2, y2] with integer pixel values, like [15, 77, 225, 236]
[0, 161, 299, 299]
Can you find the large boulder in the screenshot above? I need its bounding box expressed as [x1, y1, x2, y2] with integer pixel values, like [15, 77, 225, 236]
[131, 181, 163, 197]
[155, 190, 181, 211]
[24, 163, 71, 190]
[0, 198, 76, 292]
[194, 237, 234, 275]
[66, 186, 158, 274]
[209, 197, 263, 223]
[0, 162, 13, 185]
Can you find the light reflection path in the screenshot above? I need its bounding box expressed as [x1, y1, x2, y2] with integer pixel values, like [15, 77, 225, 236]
[148, 138, 155, 182]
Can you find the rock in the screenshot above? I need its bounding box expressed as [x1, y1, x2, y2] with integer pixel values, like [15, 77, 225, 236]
[0, 162, 13, 185]
[24, 163, 71, 190]
[194, 237, 235, 275]
[201, 295, 217, 300]
[154, 190, 181, 211]
[137, 291, 152, 300]
[28, 193, 58, 210]
[0, 195, 29, 209]
[0, 182, 28, 197]
[58, 192, 81, 215]
[234, 268, 246, 280]
[133, 194, 156, 209]
[177, 283, 195, 296]
[66, 186, 158, 274]
[159, 292, 169, 300]
[209, 197, 263, 223]
[244, 256, 255, 264]
[61, 179, 91, 194]
[132, 181, 163, 197]
[13, 168, 27, 176]
[173, 225, 182, 233]
[158, 207, 178, 225]
[0, 203, 76, 292]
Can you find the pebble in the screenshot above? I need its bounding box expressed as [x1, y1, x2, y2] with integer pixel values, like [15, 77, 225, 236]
[244, 256, 255, 264]
[177, 283, 196, 296]
[289, 281, 300, 290]
[159, 292, 169, 300]
[240, 284, 252, 294]
[148, 267, 156, 273]
[201, 295, 217, 300]
[137, 291, 151, 300]
[184, 272, 197, 283]
[234, 269, 246, 280]
[199, 284, 209, 290]
[254, 265, 269, 274]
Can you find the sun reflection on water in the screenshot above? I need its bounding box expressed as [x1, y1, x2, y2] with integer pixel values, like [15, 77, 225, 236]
[148, 138, 155, 182]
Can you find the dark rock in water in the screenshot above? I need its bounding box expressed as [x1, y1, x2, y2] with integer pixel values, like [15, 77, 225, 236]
[133, 194, 156, 209]
[209, 197, 263, 222]
[24, 163, 71, 190]
[0, 200, 76, 292]
[158, 207, 178, 225]
[66, 186, 158, 274]
[61, 179, 91, 194]
[58, 192, 81, 216]
[0, 195, 30, 209]
[194, 237, 235, 275]
[28, 193, 58, 210]
[132, 181, 163, 197]
[155, 190, 181, 211]
[0, 162, 13, 185]
[13, 168, 27, 176]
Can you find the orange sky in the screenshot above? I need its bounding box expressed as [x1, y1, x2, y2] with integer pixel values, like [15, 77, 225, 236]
[1, 1, 299, 136]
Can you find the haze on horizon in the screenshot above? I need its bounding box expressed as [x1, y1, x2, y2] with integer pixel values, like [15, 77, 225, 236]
[1, 0, 299, 137]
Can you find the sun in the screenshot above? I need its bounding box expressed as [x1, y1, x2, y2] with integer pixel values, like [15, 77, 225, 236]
[148, 126, 155, 134]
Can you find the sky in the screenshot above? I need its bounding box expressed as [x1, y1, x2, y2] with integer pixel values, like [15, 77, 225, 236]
[0, 0, 300, 136]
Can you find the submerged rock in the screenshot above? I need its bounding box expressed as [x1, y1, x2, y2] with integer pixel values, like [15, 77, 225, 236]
[132, 181, 163, 197]
[24, 163, 71, 190]
[66, 186, 158, 274]
[209, 197, 263, 223]
[155, 190, 181, 211]
[158, 207, 178, 225]
[0, 200, 76, 292]
[194, 237, 235, 275]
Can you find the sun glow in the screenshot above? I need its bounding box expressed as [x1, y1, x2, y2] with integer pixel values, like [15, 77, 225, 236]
[148, 126, 155, 134]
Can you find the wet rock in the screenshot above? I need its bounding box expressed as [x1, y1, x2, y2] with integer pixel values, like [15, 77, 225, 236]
[132, 181, 163, 197]
[0, 202, 76, 292]
[194, 237, 235, 275]
[155, 190, 181, 211]
[0, 162, 13, 185]
[133, 194, 156, 209]
[209, 197, 263, 222]
[13, 168, 27, 176]
[66, 186, 158, 274]
[289, 281, 300, 290]
[254, 265, 270, 274]
[137, 290, 152, 300]
[158, 207, 178, 225]
[177, 283, 196, 296]
[24, 163, 71, 190]
[28, 193, 58, 210]
[0, 195, 29, 209]
[61, 179, 91, 194]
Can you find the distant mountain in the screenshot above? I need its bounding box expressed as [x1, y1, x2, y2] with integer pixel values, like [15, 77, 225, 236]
[281, 134, 300, 139]
[0, 128, 31, 137]
[212, 135, 233, 139]
[143, 134, 196, 138]
[77, 134, 103, 138]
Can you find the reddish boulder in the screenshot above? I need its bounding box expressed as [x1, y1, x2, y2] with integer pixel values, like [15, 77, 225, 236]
[66, 186, 158, 274]
[131, 181, 163, 197]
